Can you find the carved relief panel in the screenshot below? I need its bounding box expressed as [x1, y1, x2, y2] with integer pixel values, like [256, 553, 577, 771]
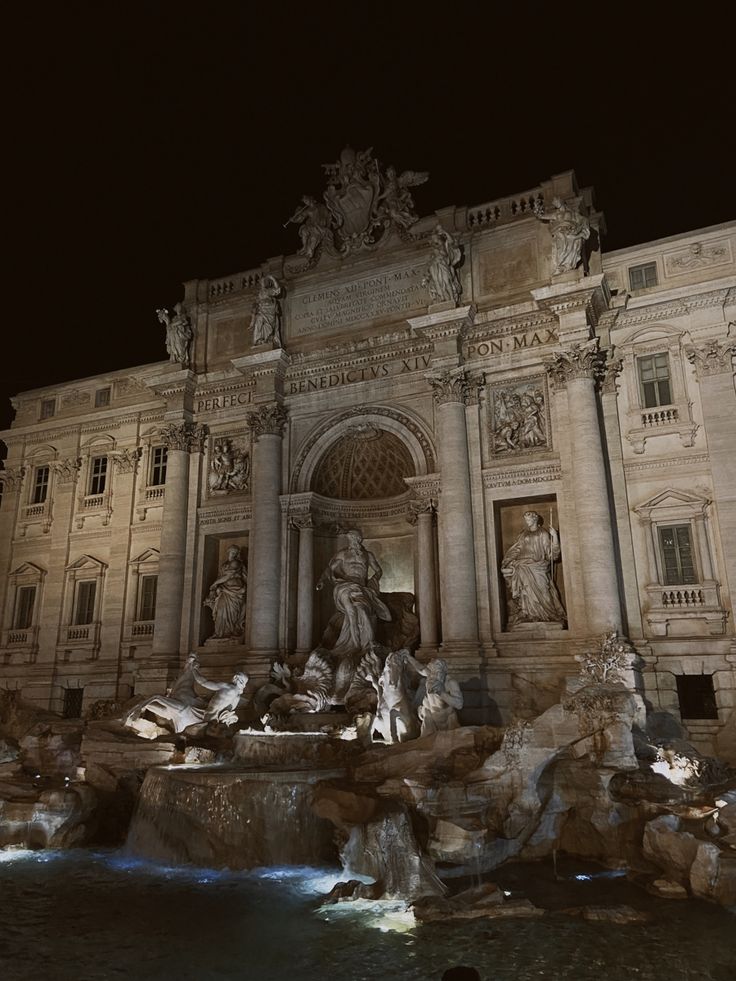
[488, 376, 550, 457]
[207, 433, 251, 498]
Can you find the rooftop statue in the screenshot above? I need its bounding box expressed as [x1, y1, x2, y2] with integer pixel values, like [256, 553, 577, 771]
[501, 510, 566, 629]
[422, 224, 463, 305]
[157, 302, 194, 368]
[286, 146, 428, 263]
[534, 196, 590, 274]
[250, 275, 283, 347]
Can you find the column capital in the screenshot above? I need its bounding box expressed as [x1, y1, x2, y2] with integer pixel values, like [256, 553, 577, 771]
[406, 497, 437, 526]
[426, 368, 470, 406]
[686, 338, 736, 379]
[110, 447, 143, 475]
[290, 513, 315, 532]
[1, 465, 26, 491]
[159, 421, 208, 453]
[51, 457, 82, 484]
[599, 352, 624, 396]
[544, 340, 607, 390]
[248, 402, 288, 440]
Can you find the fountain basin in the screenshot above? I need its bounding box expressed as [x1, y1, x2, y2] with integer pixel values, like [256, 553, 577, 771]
[232, 730, 354, 768]
[127, 764, 344, 870]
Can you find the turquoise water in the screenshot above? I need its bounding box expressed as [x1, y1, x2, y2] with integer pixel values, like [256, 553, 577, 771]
[0, 850, 733, 981]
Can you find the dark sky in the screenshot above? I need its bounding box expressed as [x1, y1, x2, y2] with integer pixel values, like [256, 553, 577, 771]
[2, 4, 733, 441]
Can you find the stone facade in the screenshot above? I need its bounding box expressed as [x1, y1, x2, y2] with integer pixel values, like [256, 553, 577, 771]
[1, 163, 734, 753]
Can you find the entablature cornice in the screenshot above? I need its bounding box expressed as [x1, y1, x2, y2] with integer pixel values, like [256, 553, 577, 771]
[482, 460, 562, 489]
[198, 502, 253, 527]
[623, 452, 710, 476]
[284, 340, 433, 382]
[611, 286, 733, 331]
[465, 310, 557, 343]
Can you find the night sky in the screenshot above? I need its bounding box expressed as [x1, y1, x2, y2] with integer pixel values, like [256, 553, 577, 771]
[2, 4, 733, 441]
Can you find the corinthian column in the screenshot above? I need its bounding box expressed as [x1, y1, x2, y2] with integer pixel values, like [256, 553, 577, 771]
[152, 423, 206, 656]
[687, 337, 736, 606]
[408, 498, 439, 653]
[427, 370, 479, 658]
[247, 403, 287, 656]
[545, 342, 622, 634]
[293, 515, 315, 654]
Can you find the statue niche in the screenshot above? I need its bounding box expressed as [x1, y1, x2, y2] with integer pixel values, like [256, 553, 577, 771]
[499, 504, 566, 631]
[203, 544, 247, 642]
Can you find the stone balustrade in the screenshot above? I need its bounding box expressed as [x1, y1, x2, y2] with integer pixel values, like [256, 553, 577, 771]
[641, 406, 679, 428]
[208, 269, 262, 299]
[467, 189, 545, 229]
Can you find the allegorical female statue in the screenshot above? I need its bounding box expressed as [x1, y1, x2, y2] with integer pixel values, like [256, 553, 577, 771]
[422, 224, 463, 305]
[534, 196, 590, 274]
[157, 302, 194, 368]
[250, 275, 283, 346]
[501, 511, 566, 628]
[204, 545, 247, 639]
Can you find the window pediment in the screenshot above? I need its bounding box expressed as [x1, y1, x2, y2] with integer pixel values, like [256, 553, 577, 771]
[66, 554, 108, 574]
[635, 488, 710, 519]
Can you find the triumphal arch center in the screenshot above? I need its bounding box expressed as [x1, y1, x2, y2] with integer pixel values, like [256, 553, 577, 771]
[1, 149, 735, 751]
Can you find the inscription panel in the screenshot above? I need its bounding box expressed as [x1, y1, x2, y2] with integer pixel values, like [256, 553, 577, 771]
[288, 262, 428, 337]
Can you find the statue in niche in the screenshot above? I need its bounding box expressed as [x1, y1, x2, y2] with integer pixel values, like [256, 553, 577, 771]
[204, 545, 247, 639]
[417, 658, 463, 736]
[157, 302, 194, 368]
[316, 529, 392, 658]
[422, 224, 463, 305]
[286, 195, 334, 261]
[491, 386, 547, 453]
[209, 438, 250, 494]
[250, 275, 283, 347]
[501, 510, 566, 629]
[534, 196, 590, 274]
[122, 654, 248, 735]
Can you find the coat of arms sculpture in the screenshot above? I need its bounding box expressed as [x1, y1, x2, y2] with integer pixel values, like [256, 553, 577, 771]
[286, 146, 428, 265]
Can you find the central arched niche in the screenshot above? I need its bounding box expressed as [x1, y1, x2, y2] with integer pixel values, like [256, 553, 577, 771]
[312, 424, 414, 500]
[309, 422, 418, 648]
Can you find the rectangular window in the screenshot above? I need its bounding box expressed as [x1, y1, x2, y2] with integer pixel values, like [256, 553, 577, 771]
[40, 398, 56, 420]
[637, 353, 672, 408]
[14, 585, 36, 629]
[32, 466, 50, 504]
[629, 262, 658, 291]
[138, 574, 158, 621]
[95, 387, 111, 408]
[676, 675, 718, 720]
[150, 446, 168, 486]
[658, 525, 697, 585]
[63, 688, 84, 719]
[74, 580, 97, 625]
[88, 456, 108, 496]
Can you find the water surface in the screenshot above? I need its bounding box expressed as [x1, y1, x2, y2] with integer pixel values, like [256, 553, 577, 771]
[0, 850, 733, 981]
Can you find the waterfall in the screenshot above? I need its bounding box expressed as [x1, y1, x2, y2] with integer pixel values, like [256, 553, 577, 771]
[126, 765, 343, 870]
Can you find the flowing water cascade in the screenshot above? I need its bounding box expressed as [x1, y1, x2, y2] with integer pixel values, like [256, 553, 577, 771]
[126, 764, 344, 869]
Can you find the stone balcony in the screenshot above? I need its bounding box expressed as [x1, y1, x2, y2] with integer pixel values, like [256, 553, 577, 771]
[644, 581, 728, 636]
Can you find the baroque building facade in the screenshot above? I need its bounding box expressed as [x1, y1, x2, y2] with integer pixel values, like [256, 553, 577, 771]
[1, 158, 734, 753]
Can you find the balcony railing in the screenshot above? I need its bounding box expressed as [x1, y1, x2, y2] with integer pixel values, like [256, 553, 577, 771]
[131, 621, 154, 637]
[66, 625, 90, 641]
[145, 486, 165, 502]
[22, 503, 47, 520]
[641, 407, 679, 428]
[82, 494, 105, 510]
[8, 629, 29, 645]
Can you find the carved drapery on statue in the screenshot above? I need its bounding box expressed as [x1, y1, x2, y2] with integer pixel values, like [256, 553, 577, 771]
[250, 275, 283, 347]
[317, 529, 391, 657]
[204, 545, 247, 640]
[286, 146, 428, 264]
[501, 511, 566, 629]
[422, 224, 463, 305]
[534, 196, 591, 275]
[157, 303, 194, 368]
